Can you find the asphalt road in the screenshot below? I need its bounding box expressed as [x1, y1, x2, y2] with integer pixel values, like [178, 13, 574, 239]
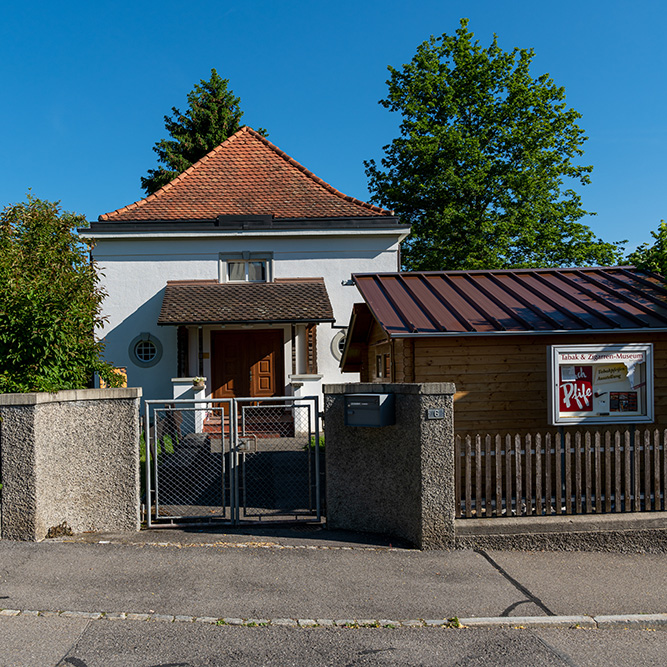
[0, 527, 665, 665]
[1, 616, 666, 667]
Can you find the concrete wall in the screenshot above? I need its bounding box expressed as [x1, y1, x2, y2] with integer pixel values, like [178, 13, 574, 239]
[0, 388, 142, 541]
[323, 383, 456, 549]
[456, 512, 667, 553]
[324, 383, 667, 552]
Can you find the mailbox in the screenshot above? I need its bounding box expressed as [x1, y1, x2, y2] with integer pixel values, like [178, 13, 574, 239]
[344, 393, 395, 427]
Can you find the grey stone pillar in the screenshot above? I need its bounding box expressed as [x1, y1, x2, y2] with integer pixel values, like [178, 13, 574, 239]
[0, 388, 142, 541]
[323, 383, 455, 549]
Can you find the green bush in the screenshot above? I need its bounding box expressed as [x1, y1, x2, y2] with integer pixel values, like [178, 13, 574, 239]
[0, 195, 121, 392]
[306, 435, 325, 451]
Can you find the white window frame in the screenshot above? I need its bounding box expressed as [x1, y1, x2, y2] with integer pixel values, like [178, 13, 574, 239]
[330, 329, 348, 362]
[218, 251, 273, 283]
[548, 343, 654, 425]
[128, 332, 163, 368]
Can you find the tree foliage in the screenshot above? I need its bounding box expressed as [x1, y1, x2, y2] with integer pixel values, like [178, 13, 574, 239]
[627, 221, 667, 276]
[0, 195, 120, 393]
[366, 19, 623, 270]
[141, 69, 265, 195]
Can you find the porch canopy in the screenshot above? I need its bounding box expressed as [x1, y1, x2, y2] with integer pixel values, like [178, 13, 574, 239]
[157, 277, 334, 326]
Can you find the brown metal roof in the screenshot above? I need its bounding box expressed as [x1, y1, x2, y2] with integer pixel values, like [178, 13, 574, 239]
[352, 267, 667, 337]
[157, 278, 334, 326]
[340, 302, 376, 372]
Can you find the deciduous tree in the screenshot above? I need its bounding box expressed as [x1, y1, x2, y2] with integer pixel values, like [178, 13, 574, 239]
[0, 195, 120, 393]
[365, 19, 623, 270]
[627, 221, 667, 275]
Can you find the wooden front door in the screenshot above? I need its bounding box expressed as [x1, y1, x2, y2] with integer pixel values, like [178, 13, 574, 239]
[211, 330, 284, 399]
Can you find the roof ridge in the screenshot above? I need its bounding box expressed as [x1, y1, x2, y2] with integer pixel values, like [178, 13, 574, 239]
[99, 126, 394, 221]
[99, 130, 257, 221]
[274, 276, 325, 283]
[242, 128, 393, 216]
[354, 266, 642, 278]
[165, 277, 326, 286]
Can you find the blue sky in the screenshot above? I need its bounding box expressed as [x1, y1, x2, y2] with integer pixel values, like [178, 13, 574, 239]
[1, 1, 665, 255]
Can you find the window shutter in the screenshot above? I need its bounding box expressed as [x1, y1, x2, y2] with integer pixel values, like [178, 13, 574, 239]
[177, 326, 189, 377]
[306, 324, 318, 374]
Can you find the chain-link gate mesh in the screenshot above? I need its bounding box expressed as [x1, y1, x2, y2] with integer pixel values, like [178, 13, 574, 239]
[147, 401, 231, 523]
[237, 401, 318, 520]
[145, 397, 320, 526]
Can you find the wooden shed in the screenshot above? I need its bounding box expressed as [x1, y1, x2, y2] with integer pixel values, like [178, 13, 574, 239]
[342, 267, 667, 437]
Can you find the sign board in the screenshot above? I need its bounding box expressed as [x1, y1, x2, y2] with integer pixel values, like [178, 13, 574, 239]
[548, 344, 654, 425]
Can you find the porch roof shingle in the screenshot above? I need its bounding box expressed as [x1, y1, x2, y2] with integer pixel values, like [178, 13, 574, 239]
[157, 278, 335, 326]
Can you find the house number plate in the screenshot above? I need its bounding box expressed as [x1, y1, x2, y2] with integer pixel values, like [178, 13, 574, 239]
[427, 408, 446, 420]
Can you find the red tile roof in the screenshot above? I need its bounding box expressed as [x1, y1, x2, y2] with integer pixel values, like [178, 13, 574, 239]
[157, 278, 334, 325]
[352, 267, 667, 336]
[101, 127, 391, 222]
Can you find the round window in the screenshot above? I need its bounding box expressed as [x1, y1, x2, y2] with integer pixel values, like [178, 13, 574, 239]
[330, 329, 348, 362]
[129, 333, 163, 368]
[135, 340, 157, 363]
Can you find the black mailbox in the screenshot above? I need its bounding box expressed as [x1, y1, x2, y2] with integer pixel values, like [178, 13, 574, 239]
[344, 393, 395, 427]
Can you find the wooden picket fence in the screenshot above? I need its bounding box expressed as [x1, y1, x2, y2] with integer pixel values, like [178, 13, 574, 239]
[455, 429, 667, 518]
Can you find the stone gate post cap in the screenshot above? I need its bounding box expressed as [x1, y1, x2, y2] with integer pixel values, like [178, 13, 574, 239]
[0, 387, 142, 406]
[323, 382, 455, 395]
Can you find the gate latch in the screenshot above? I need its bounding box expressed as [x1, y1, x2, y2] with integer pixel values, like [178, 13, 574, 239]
[237, 436, 257, 452]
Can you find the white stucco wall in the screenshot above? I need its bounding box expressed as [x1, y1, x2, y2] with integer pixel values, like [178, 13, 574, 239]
[88, 229, 405, 403]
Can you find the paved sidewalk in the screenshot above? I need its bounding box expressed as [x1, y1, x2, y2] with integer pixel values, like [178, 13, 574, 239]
[0, 525, 665, 623]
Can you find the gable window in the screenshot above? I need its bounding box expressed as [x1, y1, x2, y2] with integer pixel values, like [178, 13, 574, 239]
[219, 252, 273, 283]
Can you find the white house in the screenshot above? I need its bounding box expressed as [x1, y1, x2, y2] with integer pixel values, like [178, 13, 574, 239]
[81, 127, 409, 404]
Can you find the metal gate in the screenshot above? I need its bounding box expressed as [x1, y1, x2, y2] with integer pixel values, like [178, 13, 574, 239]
[143, 396, 322, 527]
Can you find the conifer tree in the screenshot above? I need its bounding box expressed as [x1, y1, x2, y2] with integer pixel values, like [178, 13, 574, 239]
[141, 69, 264, 195]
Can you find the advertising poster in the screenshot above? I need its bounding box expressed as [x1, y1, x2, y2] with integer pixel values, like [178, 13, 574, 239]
[558, 365, 593, 412]
[551, 345, 652, 424]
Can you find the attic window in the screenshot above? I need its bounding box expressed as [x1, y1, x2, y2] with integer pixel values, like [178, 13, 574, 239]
[219, 252, 273, 283]
[135, 340, 157, 362]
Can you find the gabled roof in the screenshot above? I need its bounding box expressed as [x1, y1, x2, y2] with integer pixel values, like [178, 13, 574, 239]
[351, 267, 667, 337]
[101, 127, 392, 222]
[157, 278, 334, 326]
